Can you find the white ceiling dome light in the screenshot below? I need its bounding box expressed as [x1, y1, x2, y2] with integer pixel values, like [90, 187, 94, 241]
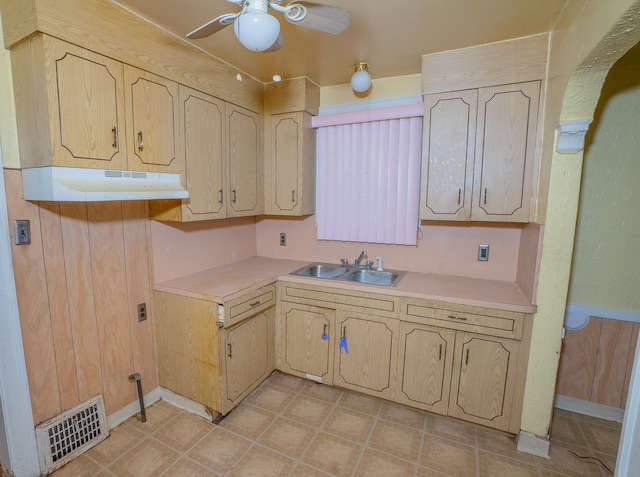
[233, 10, 280, 51]
[351, 62, 371, 93]
[187, 0, 351, 54]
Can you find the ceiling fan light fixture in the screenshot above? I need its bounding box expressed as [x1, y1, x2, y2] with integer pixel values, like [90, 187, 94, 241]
[233, 11, 281, 51]
[351, 62, 371, 93]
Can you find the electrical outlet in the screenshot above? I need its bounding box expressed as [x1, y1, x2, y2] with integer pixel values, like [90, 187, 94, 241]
[137, 303, 147, 322]
[280, 232, 287, 246]
[14, 220, 31, 245]
[478, 244, 489, 261]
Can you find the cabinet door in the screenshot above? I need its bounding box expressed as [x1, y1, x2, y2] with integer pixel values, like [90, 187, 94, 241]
[449, 332, 520, 431]
[48, 38, 128, 169]
[266, 112, 316, 216]
[180, 86, 227, 220]
[420, 90, 476, 221]
[222, 310, 270, 411]
[124, 66, 183, 173]
[227, 104, 263, 217]
[280, 303, 335, 384]
[334, 312, 398, 400]
[471, 81, 540, 222]
[396, 322, 455, 415]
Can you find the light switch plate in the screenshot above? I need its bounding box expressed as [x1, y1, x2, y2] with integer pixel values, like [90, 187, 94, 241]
[14, 220, 31, 245]
[478, 244, 489, 261]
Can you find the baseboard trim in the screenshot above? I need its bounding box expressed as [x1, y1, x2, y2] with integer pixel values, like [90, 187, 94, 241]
[106, 387, 216, 430]
[554, 394, 624, 423]
[517, 430, 550, 458]
[157, 388, 214, 422]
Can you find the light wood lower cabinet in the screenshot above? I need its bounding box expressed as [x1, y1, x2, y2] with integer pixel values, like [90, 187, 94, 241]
[277, 282, 532, 434]
[396, 322, 455, 415]
[154, 287, 274, 417]
[279, 303, 335, 384]
[334, 311, 398, 400]
[448, 332, 520, 430]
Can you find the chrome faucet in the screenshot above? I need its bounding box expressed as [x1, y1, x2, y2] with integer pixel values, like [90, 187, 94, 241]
[354, 250, 367, 267]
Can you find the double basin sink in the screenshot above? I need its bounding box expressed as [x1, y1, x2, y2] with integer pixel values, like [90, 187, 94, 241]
[290, 262, 406, 287]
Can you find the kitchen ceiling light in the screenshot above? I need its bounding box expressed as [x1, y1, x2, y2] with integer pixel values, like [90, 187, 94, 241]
[351, 62, 371, 93]
[233, 11, 280, 51]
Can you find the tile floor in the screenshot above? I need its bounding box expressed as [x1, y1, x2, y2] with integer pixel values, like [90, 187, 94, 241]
[52, 372, 620, 477]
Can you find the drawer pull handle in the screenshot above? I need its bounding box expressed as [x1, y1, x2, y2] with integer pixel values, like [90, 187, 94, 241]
[227, 343, 233, 358]
[484, 188, 487, 205]
[232, 189, 237, 203]
[457, 188, 461, 205]
[219, 189, 224, 204]
[249, 300, 261, 307]
[138, 131, 144, 152]
[465, 348, 469, 365]
[112, 126, 117, 148]
[438, 344, 442, 361]
[448, 314, 468, 321]
[292, 190, 295, 203]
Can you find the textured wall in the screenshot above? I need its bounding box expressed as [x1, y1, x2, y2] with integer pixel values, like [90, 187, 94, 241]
[568, 43, 640, 312]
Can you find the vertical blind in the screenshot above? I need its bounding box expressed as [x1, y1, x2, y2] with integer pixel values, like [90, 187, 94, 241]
[312, 104, 423, 245]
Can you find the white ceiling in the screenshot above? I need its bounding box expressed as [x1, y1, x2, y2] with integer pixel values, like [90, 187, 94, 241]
[114, 0, 567, 87]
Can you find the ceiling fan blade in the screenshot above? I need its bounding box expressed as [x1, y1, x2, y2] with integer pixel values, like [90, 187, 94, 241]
[186, 12, 239, 39]
[285, 1, 350, 35]
[263, 32, 285, 53]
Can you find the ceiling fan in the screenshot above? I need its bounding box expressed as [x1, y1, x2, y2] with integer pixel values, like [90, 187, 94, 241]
[186, 0, 351, 52]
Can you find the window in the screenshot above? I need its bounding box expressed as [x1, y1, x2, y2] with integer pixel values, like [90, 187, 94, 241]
[313, 104, 423, 245]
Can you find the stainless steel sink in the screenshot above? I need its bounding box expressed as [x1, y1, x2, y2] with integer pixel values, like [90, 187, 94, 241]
[291, 263, 348, 279]
[344, 269, 404, 287]
[290, 263, 405, 287]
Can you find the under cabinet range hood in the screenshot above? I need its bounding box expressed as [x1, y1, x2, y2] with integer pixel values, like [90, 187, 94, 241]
[21, 167, 189, 202]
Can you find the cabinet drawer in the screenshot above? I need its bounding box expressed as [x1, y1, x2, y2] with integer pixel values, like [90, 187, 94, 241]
[404, 299, 524, 339]
[224, 284, 275, 328]
[281, 282, 397, 317]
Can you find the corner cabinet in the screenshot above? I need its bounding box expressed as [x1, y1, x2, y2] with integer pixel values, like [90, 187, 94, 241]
[154, 284, 275, 418]
[149, 89, 263, 221]
[264, 112, 316, 216]
[420, 81, 540, 223]
[10, 34, 183, 174]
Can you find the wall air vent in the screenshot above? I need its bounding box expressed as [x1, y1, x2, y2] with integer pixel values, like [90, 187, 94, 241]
[35, 395, 108, 474]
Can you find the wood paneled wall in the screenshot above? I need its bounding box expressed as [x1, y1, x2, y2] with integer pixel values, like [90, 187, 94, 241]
[4, 169, 157, 424]
[556, 316, 639, 409]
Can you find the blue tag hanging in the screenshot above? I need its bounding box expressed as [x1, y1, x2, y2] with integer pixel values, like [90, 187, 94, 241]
[321, 332, 329, 341]
[339, 336, 349, 353]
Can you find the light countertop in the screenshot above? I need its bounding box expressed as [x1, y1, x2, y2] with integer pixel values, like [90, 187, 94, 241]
[154, 256, 537, 313]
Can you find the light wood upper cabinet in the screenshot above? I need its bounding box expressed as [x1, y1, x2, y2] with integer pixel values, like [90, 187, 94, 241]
[264, 111, 316, 216]
[420, 81, 540, 223]
[10, 34, 185, 175]
[396, 322, 455, 415]
[124, 66, 183, 174]
[11, 35, 128, 169]
[420, 90, 476, 221]
[472, 82, 540, 221]
[149, 91, 265, 221]
[227, 104, 263, 217]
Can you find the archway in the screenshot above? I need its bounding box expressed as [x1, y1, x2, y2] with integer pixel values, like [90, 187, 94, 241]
[519, 1, 640, 474]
